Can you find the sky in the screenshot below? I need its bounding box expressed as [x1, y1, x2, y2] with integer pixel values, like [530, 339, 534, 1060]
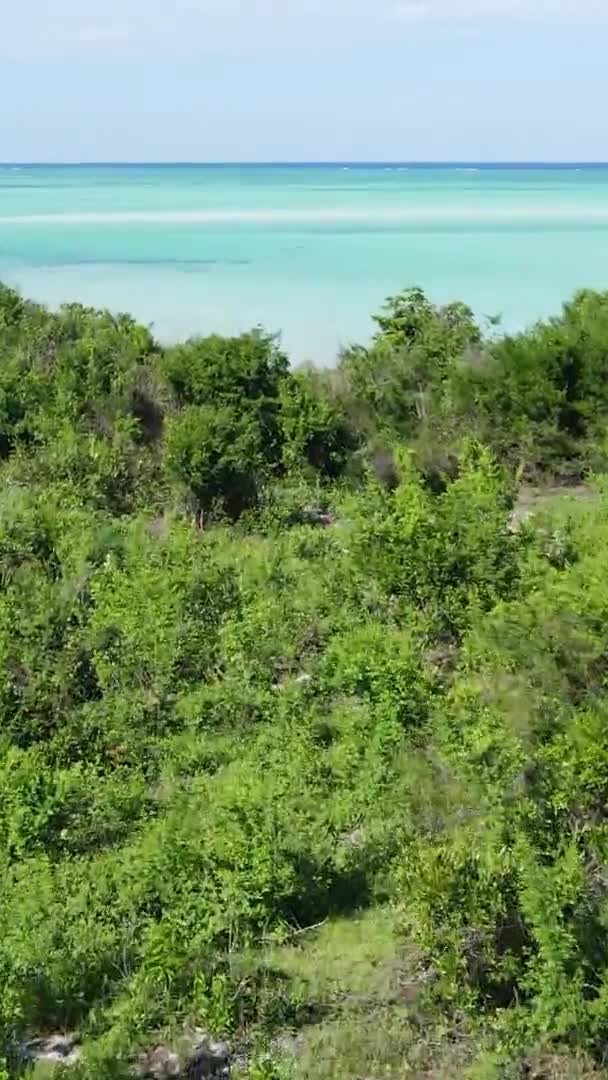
[1, 0, 607, 161]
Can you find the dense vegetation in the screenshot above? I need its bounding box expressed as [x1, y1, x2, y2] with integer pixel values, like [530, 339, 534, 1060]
[3, 282, 608, 1078]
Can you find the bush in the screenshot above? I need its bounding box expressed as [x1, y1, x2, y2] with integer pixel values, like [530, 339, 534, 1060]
[4, 282, 608, 1076]
[165, 404, 267, 519]
[280, 370, 358, 479]
[398, 490, 608, 1049]
[339, 286, 481, 439]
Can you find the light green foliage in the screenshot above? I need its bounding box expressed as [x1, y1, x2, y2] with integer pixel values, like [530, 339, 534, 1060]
[345, 441, 520, 637]
[5, 282, 608, 1079]
[397, 490, 608, 1053]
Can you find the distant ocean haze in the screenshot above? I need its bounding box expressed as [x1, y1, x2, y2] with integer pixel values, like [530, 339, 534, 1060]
[1, 162, 608, 362]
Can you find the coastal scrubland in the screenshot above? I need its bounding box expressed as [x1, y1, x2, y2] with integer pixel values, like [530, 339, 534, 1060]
[3, 283, 608, 1077]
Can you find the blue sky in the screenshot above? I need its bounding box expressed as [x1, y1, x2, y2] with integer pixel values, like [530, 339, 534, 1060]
[1, 0, 607, 161]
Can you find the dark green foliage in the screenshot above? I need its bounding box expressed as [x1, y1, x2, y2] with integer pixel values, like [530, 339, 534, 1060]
[163, 330, 288, 477]
[165, 404, 265, 518]
[162, 332, 296, 517]
[448, 289, 608, 477]
[0, 293, 164, 513]
[339, 286, 481, 439]
[162, 330, 288, 409]
[279, 369, 358, 479]
[340, 286, 608, 481]
[372, 287, 481, 354]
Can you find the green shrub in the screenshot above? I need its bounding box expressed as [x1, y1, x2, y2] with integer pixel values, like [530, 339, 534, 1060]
[165, 404, 266, 519]
[4, 282, 608, 1075]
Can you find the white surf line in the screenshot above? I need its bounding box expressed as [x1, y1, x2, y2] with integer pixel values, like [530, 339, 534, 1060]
[1, 206, 608, 226]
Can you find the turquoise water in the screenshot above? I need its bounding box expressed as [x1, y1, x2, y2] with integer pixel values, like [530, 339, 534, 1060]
[2, 163, 608, 361]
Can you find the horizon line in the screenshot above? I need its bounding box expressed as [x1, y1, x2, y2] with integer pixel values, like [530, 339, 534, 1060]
[3, 160, 608, 168]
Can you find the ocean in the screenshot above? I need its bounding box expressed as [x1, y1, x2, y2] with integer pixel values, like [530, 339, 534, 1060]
[1, 163, 608, 362]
